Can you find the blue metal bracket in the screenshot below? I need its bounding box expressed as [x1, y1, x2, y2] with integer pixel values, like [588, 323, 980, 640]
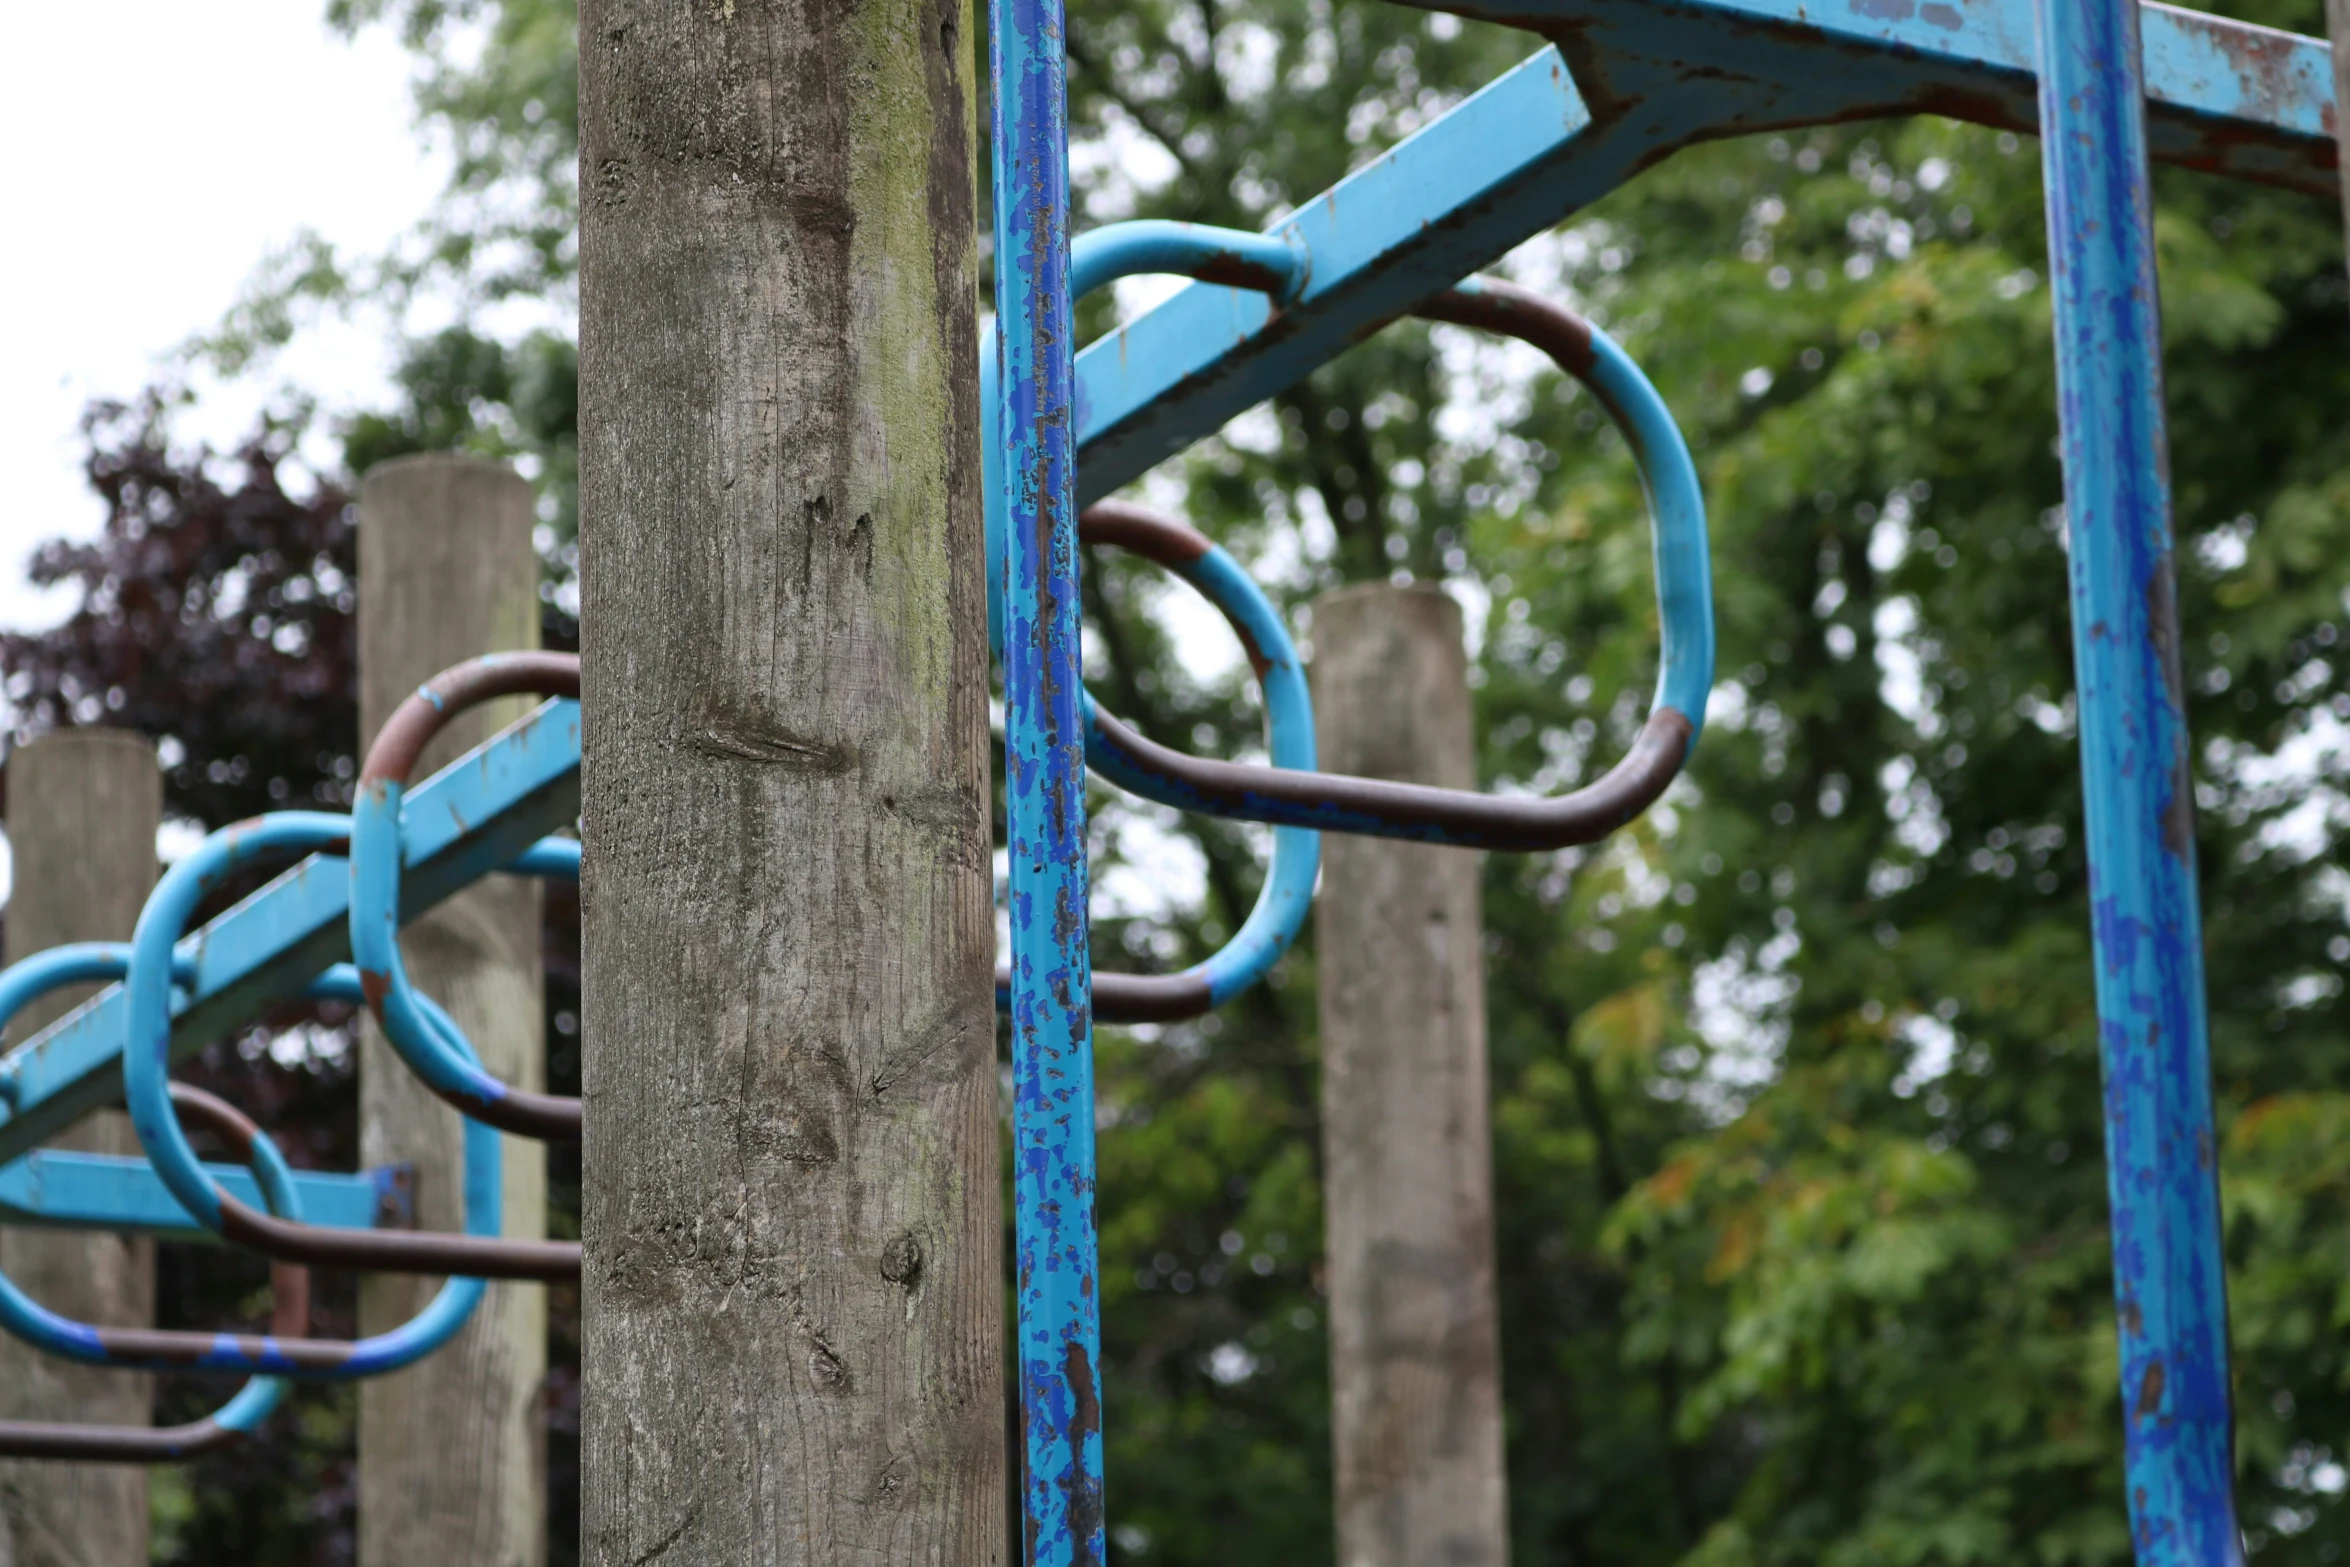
[0, 696, 582, 1165]
[0, 1153, 408, 1241]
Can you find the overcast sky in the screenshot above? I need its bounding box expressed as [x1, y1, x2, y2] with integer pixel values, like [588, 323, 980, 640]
[0, 2, 446, 632]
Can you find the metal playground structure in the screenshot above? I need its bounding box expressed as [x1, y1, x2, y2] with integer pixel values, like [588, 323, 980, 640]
[0, 0, 2337, 1562]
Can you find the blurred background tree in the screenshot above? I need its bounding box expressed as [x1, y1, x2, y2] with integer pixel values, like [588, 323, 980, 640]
[6, 0, 2350, 1561]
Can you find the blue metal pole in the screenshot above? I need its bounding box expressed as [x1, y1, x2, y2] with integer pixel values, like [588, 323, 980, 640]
[2031, 2, 2241, 1561]
[989, 0, 1101, 1553]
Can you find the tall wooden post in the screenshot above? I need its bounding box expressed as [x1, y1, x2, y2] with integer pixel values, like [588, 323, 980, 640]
[1311, 584, 1510, 1567]
[576, 0, 1001, 1561]
[0, 729, 161, 1567]
[357, 455, 548, 1567]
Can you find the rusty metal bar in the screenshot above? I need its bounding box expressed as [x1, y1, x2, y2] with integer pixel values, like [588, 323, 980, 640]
[1082, 280, 1709, 852]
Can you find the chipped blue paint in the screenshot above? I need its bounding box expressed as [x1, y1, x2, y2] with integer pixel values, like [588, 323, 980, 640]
[2033, 0, 2241, 1558]
[991, 0, 1103, 1547]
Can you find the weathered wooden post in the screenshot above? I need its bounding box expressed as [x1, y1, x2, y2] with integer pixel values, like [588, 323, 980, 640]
[1311, 584, 1511, 1567]
[357, 454, 548, 1567]
[576, 2, 1001, 1564]
[0, 729, 162, 1567]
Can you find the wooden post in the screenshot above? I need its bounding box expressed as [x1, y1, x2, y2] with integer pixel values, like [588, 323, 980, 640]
[576, 0, 1001, 1561]
[357, 455, 548, 1567]
[0, 729, 161, 1567]
[1311, 584, 1511, 1567]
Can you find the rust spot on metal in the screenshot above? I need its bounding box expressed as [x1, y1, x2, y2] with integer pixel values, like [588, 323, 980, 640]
[1061, 1338, 1105, 1566]
[269, 1260, 311, 1339]
[1080, 501, 1277, 678]
[2135, 1358, 2167, 1421]
[2199, 12, 2312, 124]
[167, 1082, 257, 1162]
[1190, 253, 1293, 294]
[1089, 699, 1693, 853]
[1078, 501, 1210, 568]
[2146, 559, 2196, 859]
[0, 1412, 244, 1463]
[1419, 279, 1598, 376]
[214, 1183, 583, 1280]
[361, 650, 579, 787]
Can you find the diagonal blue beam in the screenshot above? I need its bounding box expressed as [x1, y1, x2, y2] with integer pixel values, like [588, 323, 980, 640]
[0, 698, 582, 1166]
[1074, 1, 2333, 503]
[0, 1152, 407, 1241]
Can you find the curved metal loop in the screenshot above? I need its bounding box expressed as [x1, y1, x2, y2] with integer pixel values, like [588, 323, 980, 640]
[989, 502, 1321, 1022]
[0, 1076, 302, 1460]
[985, 221, 1323, 1022]
[984, 219, 1306, 656]
[352, 651, 583, 1141]
[1084, 278, 1715, 851]
[125, 812, 579, 1281]
[0, 943, 479, 1390]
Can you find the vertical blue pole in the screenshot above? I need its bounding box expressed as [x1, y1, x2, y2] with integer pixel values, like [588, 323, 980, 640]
[2032, 2, 2241, 1562]
[989, 0, 1102, 1554]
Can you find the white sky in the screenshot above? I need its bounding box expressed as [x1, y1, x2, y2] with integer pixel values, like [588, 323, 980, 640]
[0, 1, 446, 633]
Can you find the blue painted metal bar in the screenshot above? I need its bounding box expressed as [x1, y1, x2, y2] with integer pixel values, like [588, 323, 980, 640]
[1071, 2, 2334, 504]
[0, 1152, 403, 1240]
[991, 0, 1103, 1545]
[2033, 0, 2241, 1560]
[0, 696, 581, 1164]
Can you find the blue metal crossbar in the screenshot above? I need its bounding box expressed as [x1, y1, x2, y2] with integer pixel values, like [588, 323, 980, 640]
[1071, 4, 2333, 504]
[0, 696, 581, 1166]
[0, 1152, 403, 1240]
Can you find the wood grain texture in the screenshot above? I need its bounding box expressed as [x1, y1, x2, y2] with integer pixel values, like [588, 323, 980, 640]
[576, 0, 1001, 1563]
[357, 455, 549, 1567]
[1311, 585, 1510, 1567]
[0, 729, 161, 1567]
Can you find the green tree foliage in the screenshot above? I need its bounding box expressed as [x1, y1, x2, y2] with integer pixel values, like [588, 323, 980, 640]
[53, 0, 2350, 1558]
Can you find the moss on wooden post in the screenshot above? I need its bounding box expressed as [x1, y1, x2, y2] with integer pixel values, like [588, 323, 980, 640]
[577, 1, 1000, 1561]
